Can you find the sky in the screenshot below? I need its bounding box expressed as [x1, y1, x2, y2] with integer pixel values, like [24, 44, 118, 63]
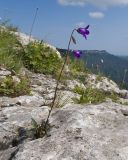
[0, 0, 128, 55]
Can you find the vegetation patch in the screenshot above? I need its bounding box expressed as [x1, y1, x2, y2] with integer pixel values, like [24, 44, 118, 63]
[0, 26, 23, 73]
[95, 73, 103, 83]
[61, 59, 89, 83]
[22, 42, 62, 75]
[73, 85, 119, 104]
[0, 20, 18, 32]
[0, 75, 30, 97]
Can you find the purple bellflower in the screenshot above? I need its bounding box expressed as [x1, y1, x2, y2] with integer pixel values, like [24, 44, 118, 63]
[44, 25, 90, 133]
[77, 25, 90, 39]
[73, 50, 82, 58]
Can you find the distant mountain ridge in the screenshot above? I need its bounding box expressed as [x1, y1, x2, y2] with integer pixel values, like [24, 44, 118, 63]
[119, 55, 128, 61]
[57, 49, 128, 88]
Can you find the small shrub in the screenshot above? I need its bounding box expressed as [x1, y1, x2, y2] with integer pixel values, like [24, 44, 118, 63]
[0, 27, 18, 48]
[95, 73, 103, 83]
[30, 118, 51, 139]
[0, 76, 30, 97]
[108, 92, 119, 102]
[78, 87, 106, 104]
[73, 85, 85, 95]
[0, 20, 18, 32]
[22, 42, 62, 75]
[73, 86, 119, 104]
[0, 28, 23, 73]
[0, 50, 23, 73]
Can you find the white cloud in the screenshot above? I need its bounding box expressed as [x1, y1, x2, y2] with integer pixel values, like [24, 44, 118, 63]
[89, 12, 104, 19]
[58, 0, 85, 6]
[58, 0, 128, 7]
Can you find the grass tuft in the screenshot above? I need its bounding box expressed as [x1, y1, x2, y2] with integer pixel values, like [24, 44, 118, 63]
[22, 41, 62, 75]
[73, 86, 119, 104]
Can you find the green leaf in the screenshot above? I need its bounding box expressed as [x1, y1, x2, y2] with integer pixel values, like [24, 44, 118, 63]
[31, 118, 38, 129]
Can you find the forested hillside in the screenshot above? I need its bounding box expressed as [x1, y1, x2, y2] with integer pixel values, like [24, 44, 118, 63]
[58, 49, 128, 88]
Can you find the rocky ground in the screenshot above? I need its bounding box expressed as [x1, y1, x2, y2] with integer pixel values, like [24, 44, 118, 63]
[12, 103, 128, 160]
[0, 66, 128, 160]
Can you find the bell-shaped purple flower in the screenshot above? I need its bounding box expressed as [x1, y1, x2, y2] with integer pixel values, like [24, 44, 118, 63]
[77, 25, 90, 39]
[73, 50, 82, 58]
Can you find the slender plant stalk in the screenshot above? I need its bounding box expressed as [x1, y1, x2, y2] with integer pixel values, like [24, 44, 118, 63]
[122, 69, 127, 85]
[44, 29, 76, 130]
[29, 8, 38, 42]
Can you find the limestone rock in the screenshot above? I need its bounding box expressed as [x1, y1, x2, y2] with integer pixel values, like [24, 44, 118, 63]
[66, 79, 86, 91]
[1, 67, 128, 159]
[119, 89, 128, 99]
[13, 103, 128, 160]
[0, 102, 50, 158]
[85, 74, 120, 93]
[0, 67, 11, 77]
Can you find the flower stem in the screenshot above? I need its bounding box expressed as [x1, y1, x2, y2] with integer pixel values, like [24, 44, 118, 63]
[29, 8, 38, 42]
[44, 29, 76, 131]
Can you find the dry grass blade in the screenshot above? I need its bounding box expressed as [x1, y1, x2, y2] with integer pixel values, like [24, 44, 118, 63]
[53, 91, 72, 108]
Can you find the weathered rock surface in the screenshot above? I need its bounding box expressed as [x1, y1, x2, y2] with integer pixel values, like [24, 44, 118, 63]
[0, 102, 50, 160]
[0, 102, 126, 160]
[85, 73, 128, 99]
[1, 67, 128, 159]
[85, 74, 120, 93]
[66, 79, 86, 91]
[0, 68, 11, 77]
